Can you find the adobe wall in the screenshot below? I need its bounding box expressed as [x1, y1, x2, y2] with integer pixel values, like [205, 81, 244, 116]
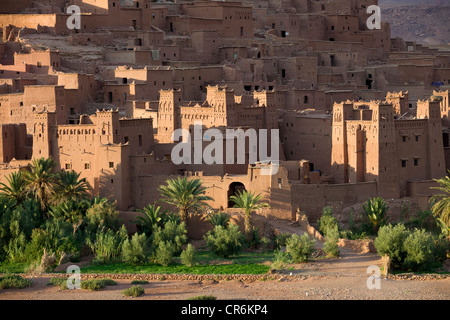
[407, 180, 441, 198]
[291, 181, 378, 223]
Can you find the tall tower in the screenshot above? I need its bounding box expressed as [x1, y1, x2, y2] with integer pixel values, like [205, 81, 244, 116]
[158, 89, 181, 143]
[331, 101, 353, 183]
[417, 100, 446, 179]
[254, 89, 278, 130]
[372, 102, 400, 199]
[96, 109, 120, 145]
[32, 112, 56, 159]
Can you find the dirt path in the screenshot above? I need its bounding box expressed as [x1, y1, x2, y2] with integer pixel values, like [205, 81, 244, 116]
[0, 275, 448, 300]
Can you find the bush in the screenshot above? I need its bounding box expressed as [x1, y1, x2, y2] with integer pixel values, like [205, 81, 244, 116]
[434, 235, 450, 263]
[86, 225, 128, 264]
[155, 241, 175, 266]
[152, 220, 187, 255]
[318, 207, 339, 237]
[85, 201, 121, 236]
[81, 279, 105, 291]
[260, 236, 271, 252]
[187, 295, 217, 300]
[270, 250, 291, 269]
[180, 244, 196, 267]
[324, 226, 340, 257]
[80, 279, 117, 291]
[275, 232, 291, 250]
[0, 274, 32, 289]
[122, 285, 145, 297]
[131, 280, 149, 285]
[206, 212, 230, 228]
[374, 224, 409, 270]
[403, 229, 436, 271]
[204, 224, 244, 258]
[122, 233, 149, 265]
[285, 233, 316, 263]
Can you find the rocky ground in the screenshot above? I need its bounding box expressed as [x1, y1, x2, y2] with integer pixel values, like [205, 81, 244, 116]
[379, 0, 450, 45]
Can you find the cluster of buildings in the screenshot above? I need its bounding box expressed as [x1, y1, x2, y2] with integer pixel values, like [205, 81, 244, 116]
[0, 0, 449, 222]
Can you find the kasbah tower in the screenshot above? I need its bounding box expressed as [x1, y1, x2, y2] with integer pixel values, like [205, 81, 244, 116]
[0, 0, 449, 232]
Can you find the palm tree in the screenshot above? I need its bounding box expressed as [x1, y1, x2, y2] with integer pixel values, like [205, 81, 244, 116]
[133, 204, 169, 236]
[23, 157, 59, 211]
[55, 170, 90, 203]
[229, 190, 270, 242]
[158, 176, 213, 222]
[0, 172, 27, 206]
[430, 172, 450, 228]
[362, 197, 389, 234]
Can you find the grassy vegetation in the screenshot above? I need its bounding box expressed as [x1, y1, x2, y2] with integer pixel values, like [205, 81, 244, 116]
[78, 250, 273, 275]
[0, 274, 32, 289]
[0, 262, 29, 273]
[131, 280, 149, 285]
[122, 285, 145, 297]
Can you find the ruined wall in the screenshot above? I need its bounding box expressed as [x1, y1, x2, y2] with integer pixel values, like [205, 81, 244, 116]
[291, 181, 378, 223]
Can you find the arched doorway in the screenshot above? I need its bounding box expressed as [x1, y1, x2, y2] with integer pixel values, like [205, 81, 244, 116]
[227, 182, 246, 208]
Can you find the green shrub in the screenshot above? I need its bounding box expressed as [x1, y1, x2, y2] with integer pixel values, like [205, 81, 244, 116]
[122, 285, 145, 297]
[122, 233, 149, 265]
[180, 244, 196, 267]
[403, 229, 436, 271]
[374, 224, 409, 270]
[339, 230, 368, 240]
[434, 235, 450, 263]
[260, 236, 271, 252]
[152, 220, 187, 255]
[86, 225, 128, 264]
[275, 232, 291, 249]
[47, 277, 66, 287]
[204, 224, 244, 258]
[85, 201, 121, 236]
[285, 233, 316, 263]
[0, 274, 32, 289]
[99, 279, 118, 286]
[206, 212, 230, 228]
[187, 295, 217, 300]
[81, 279, 105, 291]
[80, 279, 117, 291]
[318, 207, 339, 237]
[270, 250, 291, 269]
[324, 226, 340, 257]
[131, 280, 149, 285]
[155, 241, 175, 266]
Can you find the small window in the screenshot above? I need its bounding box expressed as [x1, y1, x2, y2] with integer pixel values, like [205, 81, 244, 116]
[85, 163, 90, 170]
[402, 136, 407, 142]
[124, 136, 129, 143]
[139, 135, 143, 147]
[109, 162, 114, 168]
[401, 160, 407, 168]
[65, 163, 72, 170]
[414, 159, 419, 166]
[415, 136, 419, 142]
